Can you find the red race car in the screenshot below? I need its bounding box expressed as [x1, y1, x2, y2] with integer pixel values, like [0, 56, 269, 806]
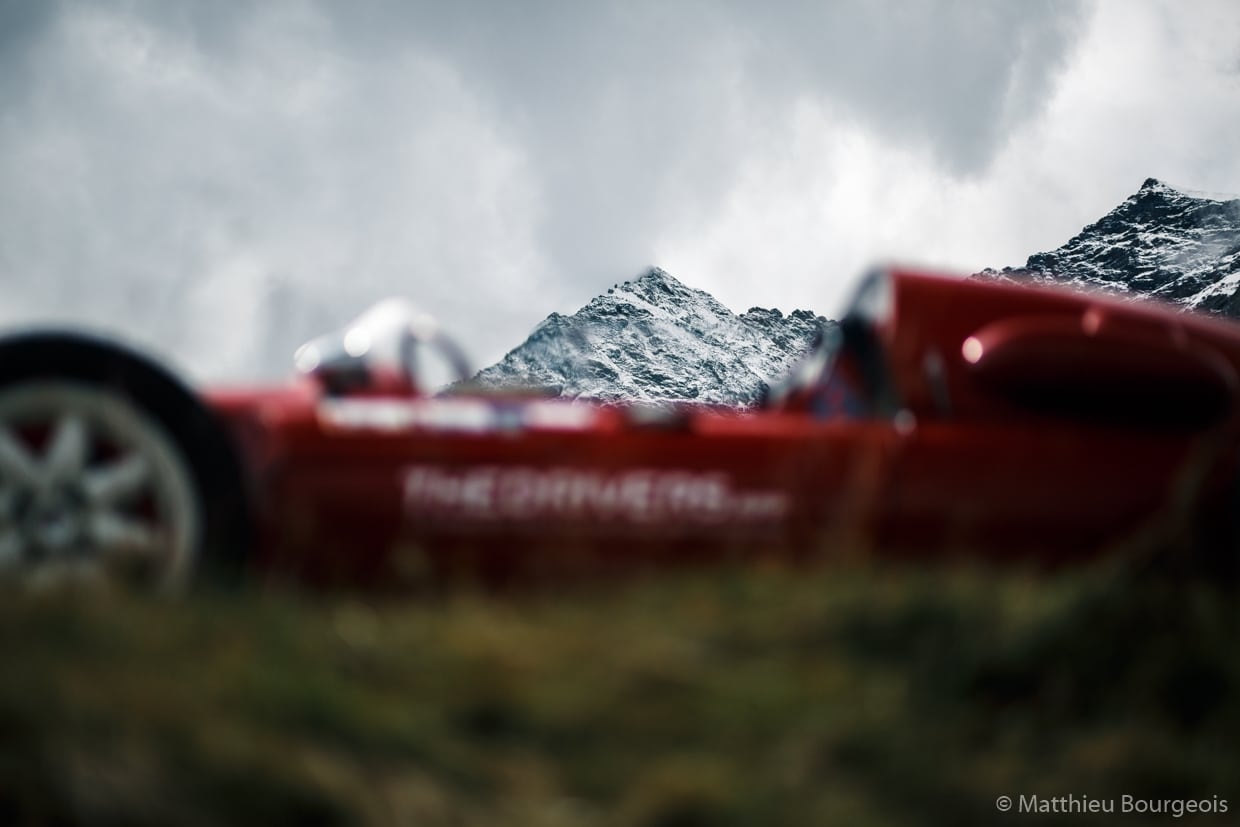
[1, 266, 1237, 591]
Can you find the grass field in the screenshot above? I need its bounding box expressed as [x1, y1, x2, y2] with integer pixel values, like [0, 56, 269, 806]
[1, 560, 1237, 826]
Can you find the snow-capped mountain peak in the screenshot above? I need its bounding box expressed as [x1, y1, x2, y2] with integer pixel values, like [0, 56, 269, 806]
[469, 267, 830, 406]
[981, 179, 1240, 315]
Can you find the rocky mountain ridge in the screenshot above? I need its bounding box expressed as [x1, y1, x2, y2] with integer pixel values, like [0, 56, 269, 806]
[471, 179, 1240, 406]
[469, 267, 831, 406]
[980, 178, 1240, 316]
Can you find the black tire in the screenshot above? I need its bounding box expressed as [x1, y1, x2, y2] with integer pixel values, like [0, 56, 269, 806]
[0, 331, 252, 589]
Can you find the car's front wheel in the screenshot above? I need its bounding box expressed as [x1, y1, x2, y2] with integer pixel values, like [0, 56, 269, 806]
[0, 380, 202, 591]
[0, 333, 250, 593]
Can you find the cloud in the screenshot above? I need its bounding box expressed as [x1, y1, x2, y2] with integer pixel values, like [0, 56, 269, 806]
[311, 0, 1087, 293]
[0, 2, 546, 377]
[7, 0, 1223, 386]
[658, 0, 1240, 319]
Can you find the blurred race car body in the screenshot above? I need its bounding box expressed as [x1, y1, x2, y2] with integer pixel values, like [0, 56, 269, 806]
[208, 267, 1240, 585]
[2, 267, 1238, 590]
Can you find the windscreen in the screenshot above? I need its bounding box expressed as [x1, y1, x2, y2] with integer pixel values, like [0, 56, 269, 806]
[295, 299, 425, 375]
[294, 299, 471, 393]
[767, 269, 895, 418]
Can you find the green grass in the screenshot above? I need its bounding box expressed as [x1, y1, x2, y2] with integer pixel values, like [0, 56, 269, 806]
[1, 562, 1237, 826]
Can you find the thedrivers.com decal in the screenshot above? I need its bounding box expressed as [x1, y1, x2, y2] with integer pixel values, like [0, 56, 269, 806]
[403, 465, 789, 525]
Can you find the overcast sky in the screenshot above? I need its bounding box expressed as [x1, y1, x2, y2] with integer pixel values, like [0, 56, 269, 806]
[1, 0, 1238, 381]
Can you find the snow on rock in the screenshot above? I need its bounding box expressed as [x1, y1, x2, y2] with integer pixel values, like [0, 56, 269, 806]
[979, 178, 1240, 316]
[467, 267, 831, 406]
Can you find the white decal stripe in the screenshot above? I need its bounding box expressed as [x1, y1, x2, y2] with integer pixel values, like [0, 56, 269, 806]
[318, 399, 496, 432]
[318, 399, 596, 433]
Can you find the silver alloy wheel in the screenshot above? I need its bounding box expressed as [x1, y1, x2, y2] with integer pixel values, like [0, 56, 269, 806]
[0, 381, 200, 592]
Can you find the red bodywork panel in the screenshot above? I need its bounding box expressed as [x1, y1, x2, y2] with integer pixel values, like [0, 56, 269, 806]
[203, 269, 1240, 585]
